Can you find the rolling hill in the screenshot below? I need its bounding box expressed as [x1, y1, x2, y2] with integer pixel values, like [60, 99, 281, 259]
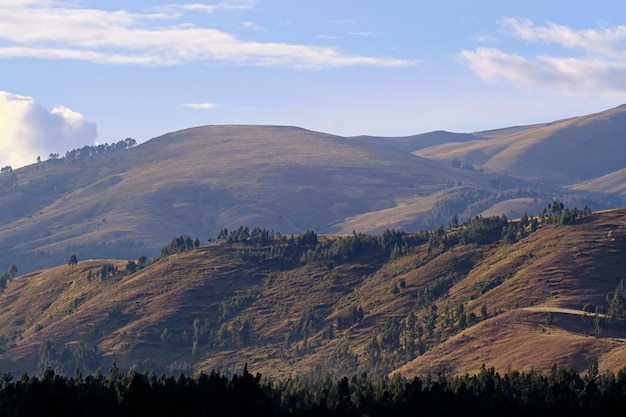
[3, 106, 626, 274]
[0, 208, 625, 379]
[413, 105, 626, 186]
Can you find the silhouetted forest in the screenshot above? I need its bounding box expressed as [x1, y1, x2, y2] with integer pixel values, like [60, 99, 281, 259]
[0, 364, 625, 416]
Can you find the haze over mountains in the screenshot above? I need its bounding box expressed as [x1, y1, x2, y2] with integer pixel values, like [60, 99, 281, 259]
[2, 105, 626, 274]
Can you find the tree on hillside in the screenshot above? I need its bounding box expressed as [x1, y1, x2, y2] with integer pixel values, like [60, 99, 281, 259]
[0, 272, 8, 293]
[160, 235, 196, 257]
[607, 279, 626, 323]
[217, 228, 228, 241]
[549, 200, 564, 220]
[68, 254, 78, 268]
[125, 260, 137, 274]
[100, 263, 116, 280]
[8, 264, 17, 279]
[124, 137, 136, 148]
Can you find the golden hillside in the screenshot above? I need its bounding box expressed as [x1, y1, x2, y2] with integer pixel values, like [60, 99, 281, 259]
[414, 105, 626, 185]
[0, 208, 624, 378]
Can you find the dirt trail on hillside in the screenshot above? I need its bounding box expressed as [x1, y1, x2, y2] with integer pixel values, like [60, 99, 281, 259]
[521, 306, 597, 316]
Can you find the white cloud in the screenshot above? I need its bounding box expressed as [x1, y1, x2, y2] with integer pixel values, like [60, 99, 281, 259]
[156, 0, 256, 15]
[461, 18, 626, 96]
[0, 1, 415, 69]
[502, 18, 626, 56]
[348, 32, 381, 38]
[241, 21, 265, 31]
[180, 102, 219, 109]
[0, 91, 98, 169]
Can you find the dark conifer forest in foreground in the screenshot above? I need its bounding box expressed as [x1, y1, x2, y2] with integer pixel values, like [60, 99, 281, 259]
[1, 364, 626, 416]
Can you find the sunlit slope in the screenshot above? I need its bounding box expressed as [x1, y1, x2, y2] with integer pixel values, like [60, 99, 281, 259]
[414, 105, 626, 184]
[0, 210, 625, 378]
[395, 209, 626, 376]
[568, 167, 626, 195]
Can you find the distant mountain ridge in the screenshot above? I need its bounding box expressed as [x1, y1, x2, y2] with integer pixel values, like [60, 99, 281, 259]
[414, 105, 626, 186]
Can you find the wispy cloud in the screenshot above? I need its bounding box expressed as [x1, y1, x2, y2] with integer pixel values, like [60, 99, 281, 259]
[180, 102, 219, 110]
[157, 0, 256, 14]
[461, 18, 626, 96]
[0, 1, 416, 69]
[349, 32, 381, 38]
[316, 34, 342, 40]
[502, 18, 626, 55]
[241, 21, 265, 31]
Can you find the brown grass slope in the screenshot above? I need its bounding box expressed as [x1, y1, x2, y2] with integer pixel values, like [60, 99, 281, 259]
[395, 209, 626, 377]
[568, 167, 626, 196]
[0, 125, 489, 267]
[0, 209, 625, 378]
[414, 105, 626, 185]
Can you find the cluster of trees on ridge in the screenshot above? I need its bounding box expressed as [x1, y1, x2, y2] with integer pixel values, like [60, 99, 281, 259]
[1, 363, 626, 416]
[0, 138, 137, 174]
[211, 201, 593, 269]
[62, 138, 137, 161]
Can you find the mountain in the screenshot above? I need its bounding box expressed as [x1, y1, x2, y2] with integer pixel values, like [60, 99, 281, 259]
[0, 208, 625, 378]
[414, 105, 626, 186]
[568, 167, 626, 195]
[352, 131, 484, 153]
[0, 125, 518, 274]
[2, 106, 626, 275]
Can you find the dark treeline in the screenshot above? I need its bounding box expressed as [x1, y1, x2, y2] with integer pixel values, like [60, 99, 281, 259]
[224, 227, 428, 268]
[220, 201, 593, 269]
[160, 235, 200, 258]
[1, 364, 626, 416]
[63, 138, 137, 161]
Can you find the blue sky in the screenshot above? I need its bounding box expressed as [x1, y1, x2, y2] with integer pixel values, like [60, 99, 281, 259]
[2, 0, 626, 168]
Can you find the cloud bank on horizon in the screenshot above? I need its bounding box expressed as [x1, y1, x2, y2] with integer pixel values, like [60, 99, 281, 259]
[0, 92, 98, 169]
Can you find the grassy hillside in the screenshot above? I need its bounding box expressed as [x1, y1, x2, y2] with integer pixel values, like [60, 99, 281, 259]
[568, 167, 626, 195]
[2, 113, 624, 274]
[414, 105, 626, 186]
[0, 208, 625, 379]
[0, 125, 506, 274]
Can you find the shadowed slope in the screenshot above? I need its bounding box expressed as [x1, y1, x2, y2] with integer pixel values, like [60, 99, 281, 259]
[0, 125, 486, 273]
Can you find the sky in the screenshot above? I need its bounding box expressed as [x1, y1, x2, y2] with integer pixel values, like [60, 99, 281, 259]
[2, 0, 626, 168]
